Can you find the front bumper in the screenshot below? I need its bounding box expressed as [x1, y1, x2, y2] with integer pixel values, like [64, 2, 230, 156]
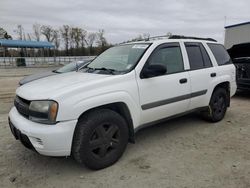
[9, 107, 77, 156]
[9, 119, 36, 151]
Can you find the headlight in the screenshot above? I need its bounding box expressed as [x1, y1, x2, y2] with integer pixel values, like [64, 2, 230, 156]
[29, 100, 58, 124]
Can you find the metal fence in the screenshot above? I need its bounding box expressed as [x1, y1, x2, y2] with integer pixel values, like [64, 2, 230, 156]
[0, 56, 95, 67]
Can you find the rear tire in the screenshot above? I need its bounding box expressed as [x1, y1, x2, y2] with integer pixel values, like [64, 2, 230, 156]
[72, 109, 129, 170]
[201, 88, 228, 122]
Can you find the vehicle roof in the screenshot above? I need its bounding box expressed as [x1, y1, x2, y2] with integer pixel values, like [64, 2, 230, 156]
[121, 35, 219, 46]
[123, 38, 219, 45]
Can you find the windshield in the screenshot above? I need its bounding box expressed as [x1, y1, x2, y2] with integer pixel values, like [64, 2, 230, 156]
[84, 43, 150, 74]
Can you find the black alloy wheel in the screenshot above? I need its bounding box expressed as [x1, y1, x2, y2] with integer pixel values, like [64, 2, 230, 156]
[211, 94, 226, 118]
[89, 123, 120, 159]
[72, 109, 129, 170]
[201, 88, 228, 122]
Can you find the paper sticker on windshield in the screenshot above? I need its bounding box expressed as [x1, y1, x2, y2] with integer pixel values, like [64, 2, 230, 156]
[132, 44, 149, 49]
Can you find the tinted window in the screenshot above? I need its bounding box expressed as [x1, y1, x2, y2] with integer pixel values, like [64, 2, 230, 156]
[185, 42, 212, 70]
[200, 44, 212, 68]
[148, 44, 184, 74]
[185, 43, 203, 70]
[208, 43, 232, 65]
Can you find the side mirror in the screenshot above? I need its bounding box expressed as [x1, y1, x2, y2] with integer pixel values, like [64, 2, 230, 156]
[141, 64, 167, 78]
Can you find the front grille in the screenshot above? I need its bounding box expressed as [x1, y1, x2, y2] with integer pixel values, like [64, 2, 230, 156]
[236, 64, 250, 79]
[14, 96, 30, 118]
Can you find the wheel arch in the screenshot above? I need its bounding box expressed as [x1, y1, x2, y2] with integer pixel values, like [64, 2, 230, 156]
[212, 81, 230, 107]
[77, 102, 135, 143]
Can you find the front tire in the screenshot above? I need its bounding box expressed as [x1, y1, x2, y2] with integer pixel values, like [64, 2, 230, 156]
[202, 88, 228, 122]
[72, 109, 129, 170]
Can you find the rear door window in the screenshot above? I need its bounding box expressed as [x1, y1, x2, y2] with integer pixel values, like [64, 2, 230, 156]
[185, 42, 212, 70]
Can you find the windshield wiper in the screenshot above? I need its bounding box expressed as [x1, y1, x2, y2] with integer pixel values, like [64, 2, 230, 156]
[94, 67, 116, 74]
[85, 67, 116, 75]
[52, 70, 61, 73]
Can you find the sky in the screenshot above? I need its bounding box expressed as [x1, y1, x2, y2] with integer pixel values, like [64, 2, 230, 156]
[1, 0, 250, 44]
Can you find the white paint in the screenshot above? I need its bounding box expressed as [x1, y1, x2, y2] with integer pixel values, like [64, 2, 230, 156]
[9, 38, 237, 156]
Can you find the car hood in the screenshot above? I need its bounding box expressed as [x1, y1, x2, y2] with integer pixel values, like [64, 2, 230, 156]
[16, 72, 112, 100]
[19, 71, 57, 85]
[228, 42, 250, 59]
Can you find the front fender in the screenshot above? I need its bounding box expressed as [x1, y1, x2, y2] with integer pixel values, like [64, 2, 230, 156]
[57, 91, 141, 129]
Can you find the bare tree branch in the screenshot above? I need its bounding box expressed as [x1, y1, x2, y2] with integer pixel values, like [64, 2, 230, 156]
[14, 25, 25, 40]
[53, 30, 60, 50]
[41, 25, 55, 42]
[32, 23, 41, 41]
[60, 25, 70, 55]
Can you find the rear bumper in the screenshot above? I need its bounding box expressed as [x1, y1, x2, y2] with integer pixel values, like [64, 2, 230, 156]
[9, 107, 77, 156]
[230, 81, 237, 97]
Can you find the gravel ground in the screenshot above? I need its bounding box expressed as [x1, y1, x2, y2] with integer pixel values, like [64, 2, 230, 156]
[0, 68, 250, 188]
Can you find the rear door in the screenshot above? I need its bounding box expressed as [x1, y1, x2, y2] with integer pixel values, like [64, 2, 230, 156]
[184, 42, 216, 109]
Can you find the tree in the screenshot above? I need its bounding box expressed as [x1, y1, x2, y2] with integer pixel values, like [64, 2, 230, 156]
[60, 25, 70, 55]
[41, 25, 54, 42]
[86, 32, 96, 55]
[0, 28, 12, 57]
[142, 33, 150, 40]
[72, 27, 82, 49]
[69, 27, 74, 51]
[79, 29, 87, 49]
[4, 33, 12, 39]
[14, 25, 24, 40]
[32, 23, 41, 41]
[53, 30, 60, 50]
[0, 28, 12, 39]
[96, 29, 107, 50]
[4, 24, 112, 56]
[0, 28, 5, 39]
[27, 33, 32, 41]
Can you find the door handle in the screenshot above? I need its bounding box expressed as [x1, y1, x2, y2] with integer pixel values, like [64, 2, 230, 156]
[210, 73, 216, 77]
[179, 78, 188, 84]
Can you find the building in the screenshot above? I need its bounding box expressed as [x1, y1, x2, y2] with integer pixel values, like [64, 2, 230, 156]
[224, 21, 250, 49]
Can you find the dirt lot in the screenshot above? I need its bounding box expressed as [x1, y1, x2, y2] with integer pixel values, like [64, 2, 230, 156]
[0, 68, 250, 188]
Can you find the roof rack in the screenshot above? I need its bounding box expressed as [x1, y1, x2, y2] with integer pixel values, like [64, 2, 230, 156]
[169, 35, 217, 42]
[144, 35, 169, 41]
[119, 35, 170, 44]
[120, 34, 217, 45]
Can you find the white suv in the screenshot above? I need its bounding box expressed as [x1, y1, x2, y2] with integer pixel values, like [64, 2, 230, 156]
[9, 36, 237, 170]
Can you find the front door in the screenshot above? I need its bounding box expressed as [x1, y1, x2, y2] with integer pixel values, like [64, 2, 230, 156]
[136, 42, 191, 125]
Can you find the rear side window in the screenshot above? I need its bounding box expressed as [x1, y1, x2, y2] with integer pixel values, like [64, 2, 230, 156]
[208, 43, 232, 66]
[185, 42, 212, 70]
